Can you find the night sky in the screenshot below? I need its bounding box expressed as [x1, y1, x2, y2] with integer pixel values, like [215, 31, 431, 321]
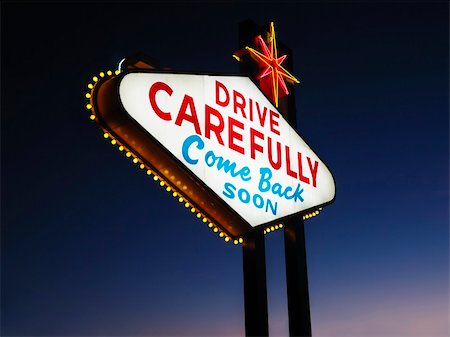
[2, 2, 448, 337]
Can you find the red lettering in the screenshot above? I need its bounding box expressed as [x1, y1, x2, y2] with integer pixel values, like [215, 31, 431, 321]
[285, 145, 297, 178]
[215, 81, 229, 107]
[255, 101, 268, 127]
[268, 137, 282, 170]
[175, 95, 201, 135]
[233, 90, 246, 118]
[205, 105, 224, 145]
[307, 157, 319, 187]
[250, 128, 264, 160]
[228, 117, 245, 154]
[269, 110, 280, 135]
[249, 98, 254, 122]
[297, 152, 310, 185]
[149, 82, 173, 121]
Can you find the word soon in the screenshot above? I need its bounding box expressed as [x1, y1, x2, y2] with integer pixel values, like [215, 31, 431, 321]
[223, 182, 278, 215]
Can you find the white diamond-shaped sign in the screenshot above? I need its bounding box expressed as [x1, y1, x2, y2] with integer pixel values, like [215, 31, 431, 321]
[114, 72, 335, 229]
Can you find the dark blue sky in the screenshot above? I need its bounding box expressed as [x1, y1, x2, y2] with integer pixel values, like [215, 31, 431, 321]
[2, 2, 448, 336]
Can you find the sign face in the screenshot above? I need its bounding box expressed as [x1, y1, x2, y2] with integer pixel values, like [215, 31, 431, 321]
[112, 72, 335, 230]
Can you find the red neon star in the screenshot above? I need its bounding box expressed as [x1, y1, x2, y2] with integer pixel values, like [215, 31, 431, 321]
[244, 22, 299, 107]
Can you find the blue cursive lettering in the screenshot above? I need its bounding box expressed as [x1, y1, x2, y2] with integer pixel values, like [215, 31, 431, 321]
[182, 134, 204, 164]
[258, 167, 304, 203]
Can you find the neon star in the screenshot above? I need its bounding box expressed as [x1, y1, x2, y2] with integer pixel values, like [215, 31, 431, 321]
[245, 22, 299, 107]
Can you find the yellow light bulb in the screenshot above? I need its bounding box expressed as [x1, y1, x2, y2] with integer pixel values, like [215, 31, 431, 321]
[208, 223, 214, 228]
[133, 158, 138, 163]
[202, 218, 207, 223]
[196, 213, 201, 218]
[115, 70, 120, 75]
[233, 240, 238, 245]
[184, 202, 189, 208]
[275, 225, 279, 230]
[118, 146, 124, 151]
[266, 228, 271, 233]
[166, 186, 171, 192]
[88, 83, 93, 89]
[153, 176, 158, 181]
[111, 139, 117, 145]
[93, 76, 98, 82]
[103, 133, 109, 138]
[279, 224, 283, 228]
[264, 230, 267, 234]
[107, 70, 112, 76]
[99, 72, 105, 77]
[139, 164, 145, 169]
[238, 238, 243, 244]
[160, 181, 165, 186]
[225, 237, 230, 242]
[173, 192, 178, 197]
[126, 152, 131, 157]
[270, 226, 275, 231]
[89, 114, 96, 120]
[85, 93, 91, 98]
[86, 103, 92, 109]
[219, 232, 224, 237]
[178, 197, 183, 202]
[190, 208, 196, 213]
[213, 227, 219, 233]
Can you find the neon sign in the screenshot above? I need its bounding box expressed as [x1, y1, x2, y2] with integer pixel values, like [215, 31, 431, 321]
[86, 71, 335, 241]
[235, 22, 299, 108]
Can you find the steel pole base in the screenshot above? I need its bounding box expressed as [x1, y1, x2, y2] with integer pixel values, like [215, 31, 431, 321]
[284, 217, 312, 337]
[242, 230, 269, 337]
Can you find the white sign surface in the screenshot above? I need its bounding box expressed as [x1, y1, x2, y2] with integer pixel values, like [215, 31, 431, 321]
[119, 73, 335, 227]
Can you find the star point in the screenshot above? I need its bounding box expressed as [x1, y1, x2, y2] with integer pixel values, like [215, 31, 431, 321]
[243, 22, 299, 107]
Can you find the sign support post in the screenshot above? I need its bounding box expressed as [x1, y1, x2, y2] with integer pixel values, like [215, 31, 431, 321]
[280, 36, 313, 337]
[284, 217, 312, 336]
[238, 19, 269, 337]
[237, 19, 313, 337]
[242, 230, 269, 337]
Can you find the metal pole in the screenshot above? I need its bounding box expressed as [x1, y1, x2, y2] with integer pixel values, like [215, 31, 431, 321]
[242, 230, 269, 337]
[238, 19, 270, 337]
[284, 217, 312, 336]
[276, 30, 313, 337]
[237, 19, 312, 336]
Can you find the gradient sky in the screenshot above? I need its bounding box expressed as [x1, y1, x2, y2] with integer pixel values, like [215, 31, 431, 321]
[2, 2, 448, 337]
